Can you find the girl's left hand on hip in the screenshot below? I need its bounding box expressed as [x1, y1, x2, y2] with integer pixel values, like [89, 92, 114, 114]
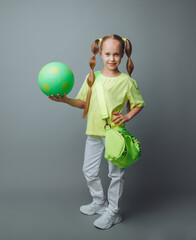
[112, 112, 129, 126]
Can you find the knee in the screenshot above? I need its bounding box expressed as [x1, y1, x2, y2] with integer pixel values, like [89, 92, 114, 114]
[82, 166, 99, 182]
[108, 169, 125, 180]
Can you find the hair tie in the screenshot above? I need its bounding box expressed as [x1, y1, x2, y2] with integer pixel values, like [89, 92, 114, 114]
[122, 38, 127, 42]
[99, 38, 102, 43]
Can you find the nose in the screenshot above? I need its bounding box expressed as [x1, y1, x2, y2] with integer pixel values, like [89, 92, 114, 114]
[109, 55, 115, 61]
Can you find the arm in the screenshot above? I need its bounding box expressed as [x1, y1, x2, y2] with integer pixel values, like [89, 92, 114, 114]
[48, 93, 86, 109]
[112, 107, 144, 126]
[65, 97, 86, 109]
[125, 106, 143, 121]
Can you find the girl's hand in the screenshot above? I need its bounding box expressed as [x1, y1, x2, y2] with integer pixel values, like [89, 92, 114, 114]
[112, 112, 130, 126]
[48, 93, 68, 103]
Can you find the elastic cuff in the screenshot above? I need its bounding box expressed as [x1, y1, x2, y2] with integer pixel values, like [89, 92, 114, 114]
[106, 205, 119, 214]
[93, 198, 106, 206]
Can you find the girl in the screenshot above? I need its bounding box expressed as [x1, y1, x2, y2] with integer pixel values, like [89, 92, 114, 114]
[48, 34, 146, 229]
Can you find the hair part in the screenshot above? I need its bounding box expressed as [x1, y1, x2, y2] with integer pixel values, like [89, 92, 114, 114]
[83, 34, 134, 118]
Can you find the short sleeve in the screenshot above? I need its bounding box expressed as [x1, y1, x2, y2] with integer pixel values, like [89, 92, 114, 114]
[75, 74, 89, 101]
[126, 78, 146, 109]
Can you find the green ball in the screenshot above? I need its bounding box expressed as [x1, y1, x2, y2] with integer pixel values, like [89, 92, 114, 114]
[38, 62, 74, 98]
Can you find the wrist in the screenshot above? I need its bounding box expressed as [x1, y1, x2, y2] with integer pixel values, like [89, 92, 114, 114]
[63, 97, 69, 104]
[126, 113, 132, 121]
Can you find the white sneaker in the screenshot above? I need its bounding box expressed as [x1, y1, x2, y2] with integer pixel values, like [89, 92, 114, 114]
[80, 201, 108, 215]
[93, 207, 123, 229]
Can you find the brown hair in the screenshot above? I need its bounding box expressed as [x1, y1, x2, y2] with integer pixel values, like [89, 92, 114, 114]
[83, 34, 134, 118]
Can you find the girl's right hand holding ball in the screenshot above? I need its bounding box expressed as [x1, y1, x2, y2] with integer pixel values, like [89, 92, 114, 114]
[48, 93, 68, 103]
[48, 94, 85, 109]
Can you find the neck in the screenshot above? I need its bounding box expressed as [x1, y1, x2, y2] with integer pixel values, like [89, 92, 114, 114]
[101, 68, 121, 77]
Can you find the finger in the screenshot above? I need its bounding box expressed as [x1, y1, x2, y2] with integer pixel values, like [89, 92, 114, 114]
[48, 95, 55, 101]
[115, 115, 125, 124]
[112, 112, 120, 115]
[117, 119, 125, 126]
[112, 115, 120, 121]
[113, 116, 122, 124]
[112, 114, 122, 121]
[57, 94, 62, 99]
[51, 95, 59, 101]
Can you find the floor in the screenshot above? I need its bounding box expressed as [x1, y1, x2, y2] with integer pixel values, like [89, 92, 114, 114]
[0, 191, 196, 240]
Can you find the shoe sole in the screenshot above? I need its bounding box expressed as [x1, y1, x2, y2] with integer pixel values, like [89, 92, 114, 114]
[94, 216, 123, 230]
[80, 211, 103, 216]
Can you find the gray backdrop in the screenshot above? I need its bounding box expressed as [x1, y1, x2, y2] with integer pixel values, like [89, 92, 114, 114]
[0, 0, 196, 239]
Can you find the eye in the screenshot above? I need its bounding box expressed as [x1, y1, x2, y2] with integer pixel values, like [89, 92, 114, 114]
[105, 53, 110, 56]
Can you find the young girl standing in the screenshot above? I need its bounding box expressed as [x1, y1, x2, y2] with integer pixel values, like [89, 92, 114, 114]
[48, 34, 146, 229]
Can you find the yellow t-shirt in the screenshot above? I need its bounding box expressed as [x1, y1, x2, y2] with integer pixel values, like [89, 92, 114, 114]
[75, 71, 146, 136]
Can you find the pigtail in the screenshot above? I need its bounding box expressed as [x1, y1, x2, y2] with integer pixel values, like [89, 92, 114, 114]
[83, 39, 100, 118]
[124, 38, 134, 113]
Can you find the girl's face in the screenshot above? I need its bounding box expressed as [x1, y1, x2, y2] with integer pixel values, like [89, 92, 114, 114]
[100, 39, 124, 72]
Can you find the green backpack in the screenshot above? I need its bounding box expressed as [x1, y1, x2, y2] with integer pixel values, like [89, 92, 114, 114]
[95, 71, 141, 168]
